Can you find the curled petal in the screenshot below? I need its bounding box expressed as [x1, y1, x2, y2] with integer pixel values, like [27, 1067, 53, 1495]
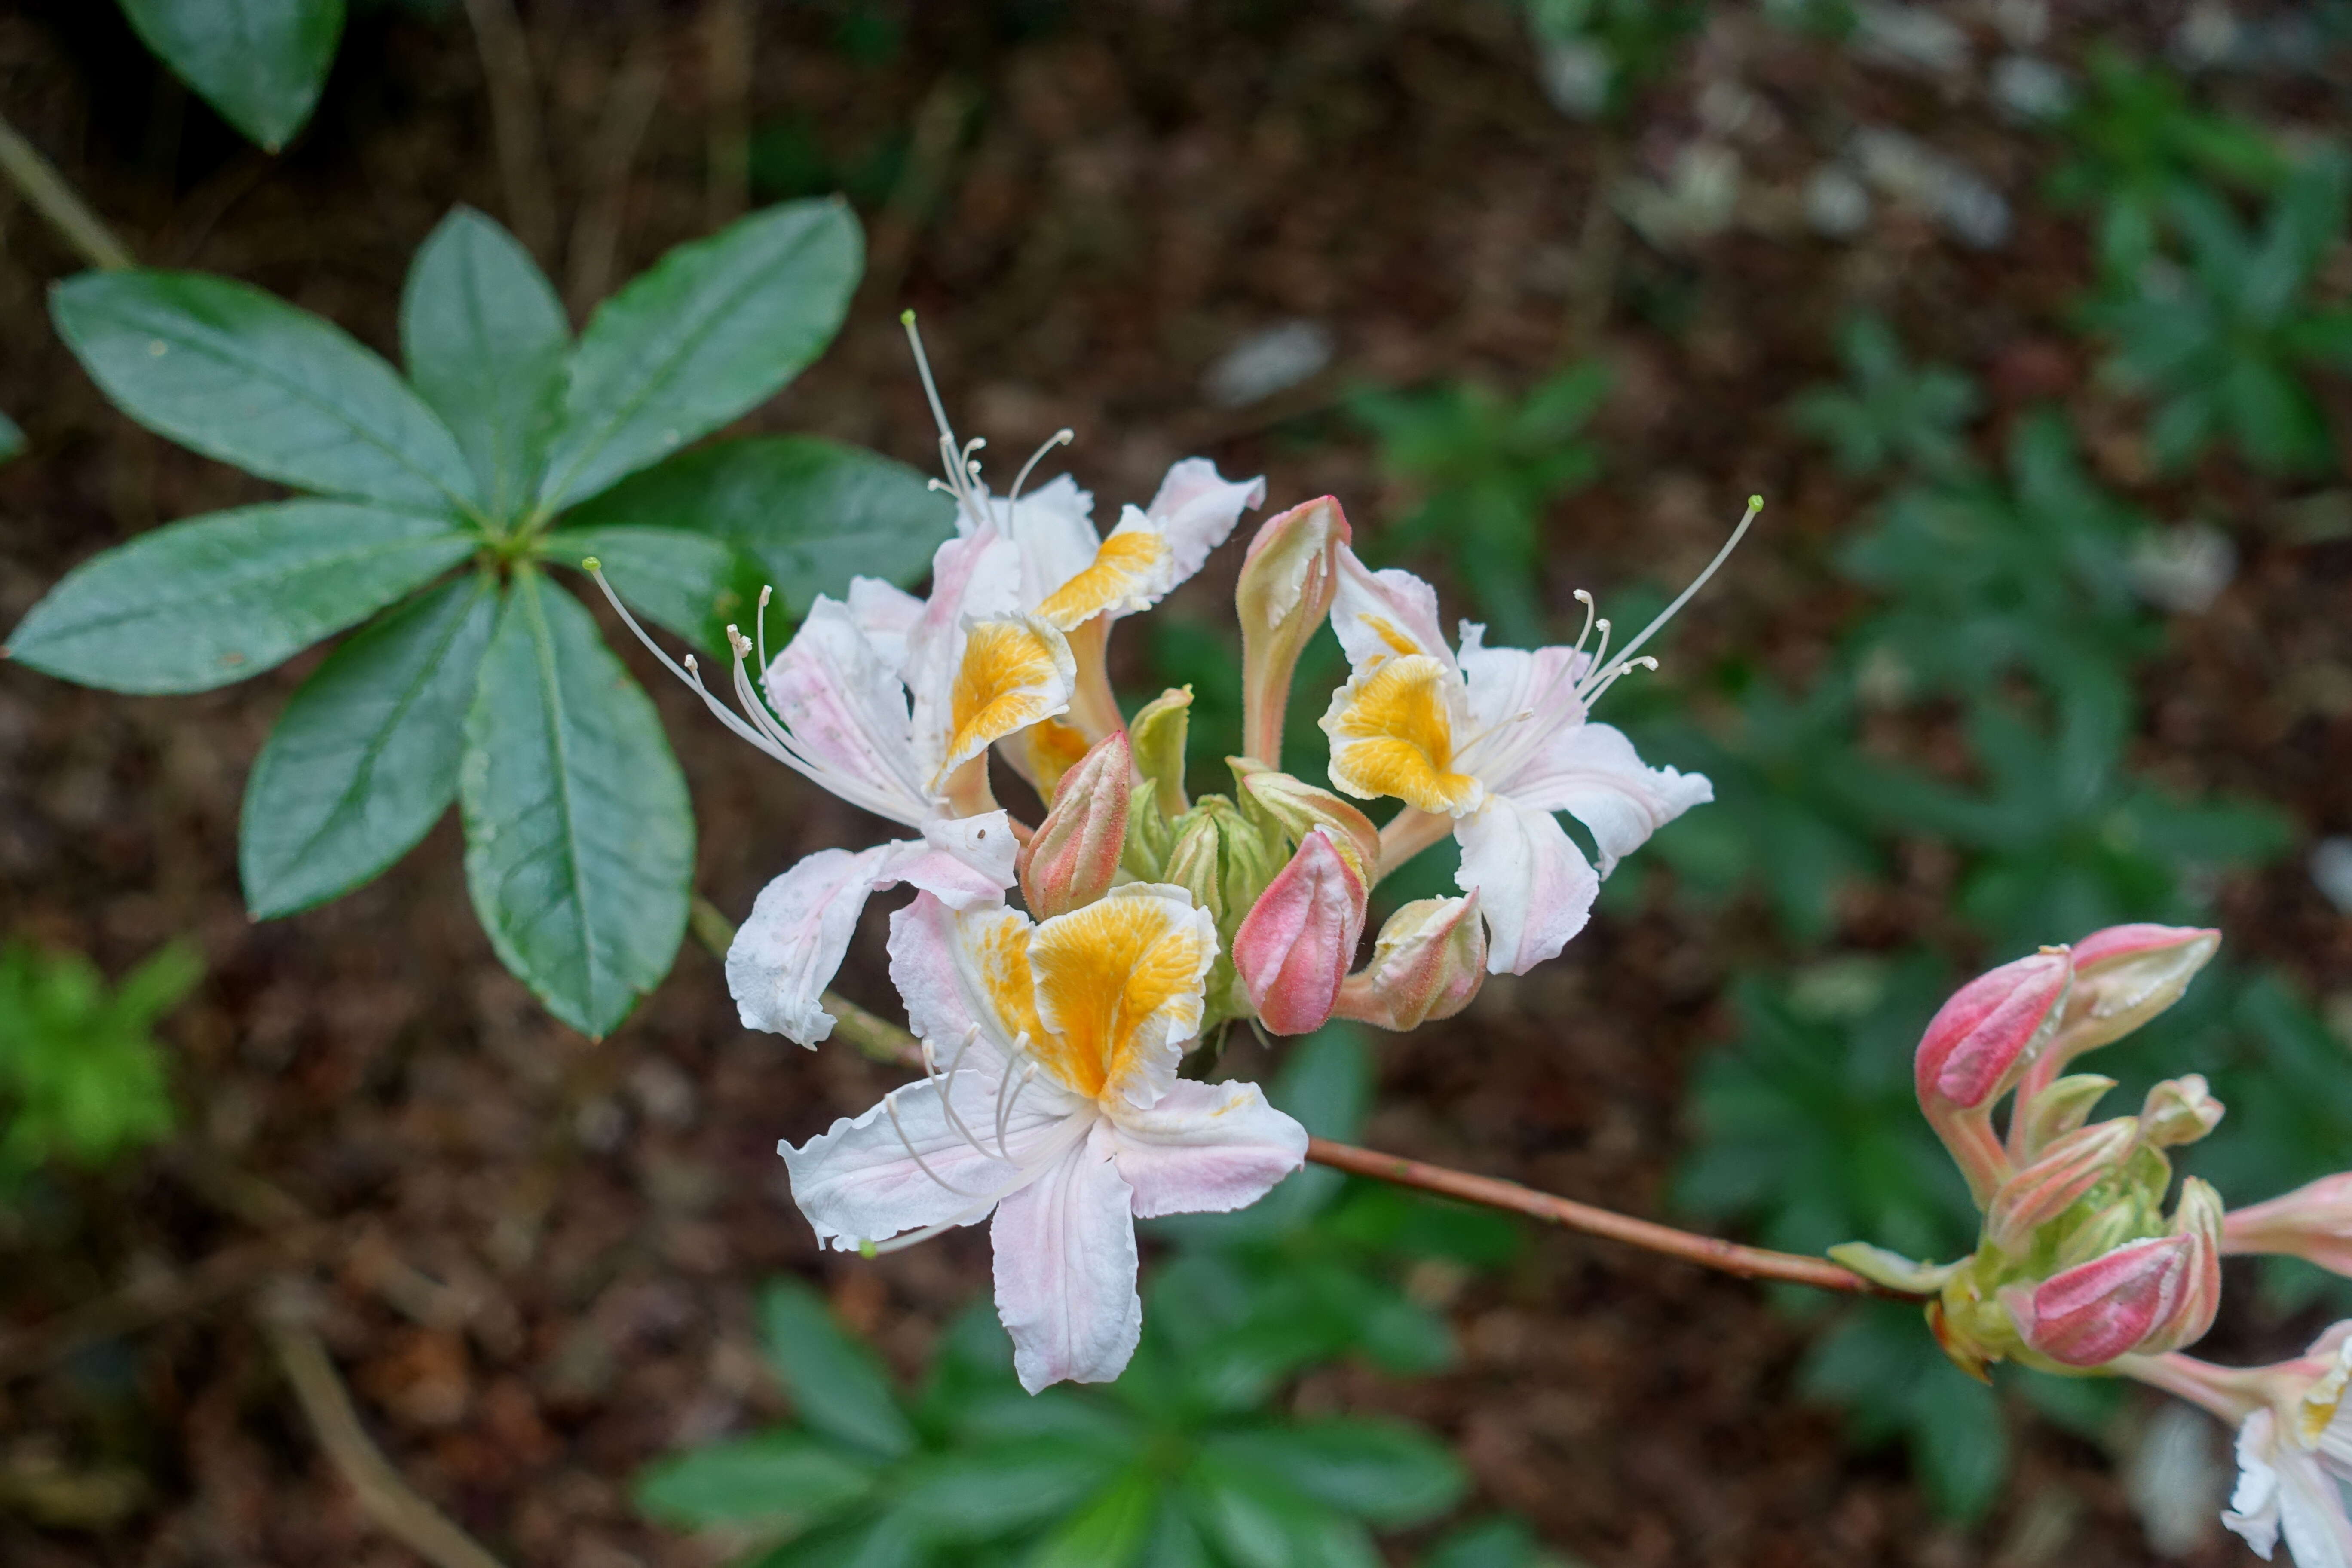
[928, 613, 1077, 786]
[1237, 496, 1350, 764]
[1142, 457, 1266, 589]
[1106, 1079, 1309, 1218]
[1328, 546, 1452, 671]
[1035, 521, 1170, 629]
[1028, 885, 1219, 1109]
[988, 474, 1100, 614]
[993, 1121, 1143, 1392]
[1501, 720, 1713, 878]
[1232, 829, 1367, 1036]
[1455, 796, 1599, 975]
[1321, 655, 1482, 815]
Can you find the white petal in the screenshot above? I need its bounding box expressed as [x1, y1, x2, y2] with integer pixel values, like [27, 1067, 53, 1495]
[1329, 546, 1453, 672]
[1499, 721, 1712, 877]
[2227, 1412, 2287, 1561]
[889, 894, 1026, 1060]
[992, 1120, 1142, 1392]
[1106, 1080, 1308, 1219]
[1455, 796, 1600, 975]
[780, 1058, 1069, 1252]
[762, 599, 929, 825]
[1142, 457, 1265, 589]
[845, 576, 923, 671]
[727, 845, 894, 1045]
[904, 528, 1024, 776]
[1455, 634, 1589, 777]
[991, 474, 1102, 613]
[2278, 1442, 2352, 1568]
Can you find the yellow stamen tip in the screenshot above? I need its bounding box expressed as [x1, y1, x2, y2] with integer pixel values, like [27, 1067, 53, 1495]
[580, 556, 601, 572]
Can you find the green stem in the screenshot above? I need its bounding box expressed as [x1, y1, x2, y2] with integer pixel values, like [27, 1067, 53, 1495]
[0, 111, 134, 271]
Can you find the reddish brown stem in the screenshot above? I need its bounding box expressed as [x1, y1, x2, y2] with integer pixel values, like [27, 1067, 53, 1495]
[1305, 1137, 1905, 1297]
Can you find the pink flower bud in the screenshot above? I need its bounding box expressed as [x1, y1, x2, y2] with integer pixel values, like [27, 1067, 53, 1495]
[2057, 924, 2220, 1056]
[2002, 1233, 2196, 1367]
[1231, 828, 1367, 1035]
[2148, 1177, 2223, 1355]
[1015, 732, 1131, 919]
[2223, 1173, 2352, 1278]
[2139, 1075, 2225, 1148]
[1916, 949, 2073, 1110]
[1235, 497, 1350, 766]
[2008, 1072, 2118, 1164]
[1233, 763, 1381, 882]
[1334, 893, 1487, 1031]
[1984, 1117, 2140, 1254]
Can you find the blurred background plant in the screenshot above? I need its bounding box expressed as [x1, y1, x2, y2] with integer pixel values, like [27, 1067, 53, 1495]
[0, 940, 196, 1188]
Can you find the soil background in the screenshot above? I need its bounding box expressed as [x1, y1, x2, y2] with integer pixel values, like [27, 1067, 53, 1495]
[1, 1, 2348, 1565]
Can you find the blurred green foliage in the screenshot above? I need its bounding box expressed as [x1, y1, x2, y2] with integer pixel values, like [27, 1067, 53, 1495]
[0, 940, 198, 1184]
[1786, 316, 1979, 480]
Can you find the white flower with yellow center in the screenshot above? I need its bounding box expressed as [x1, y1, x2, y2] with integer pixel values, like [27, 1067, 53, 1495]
[2226, 1331, 2352, 1567]
[1317, 502, 1756, 974]
[782, 885, 1308, 1392]
[591, 520, 1075, 1047]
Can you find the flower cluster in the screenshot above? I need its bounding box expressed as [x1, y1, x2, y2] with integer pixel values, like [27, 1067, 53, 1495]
[597, 325, 1731, 1388]
[1840, 924, 2352, 1566]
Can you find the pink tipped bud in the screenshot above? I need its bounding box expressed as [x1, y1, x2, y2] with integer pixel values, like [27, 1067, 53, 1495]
[1334, 893, 1487, 1031]
[2009, 1072, 2118, 1163]
[1231, 828, 1367, 1035]
[1984, 1117, 2140, 1254]
[2057, 923, 2220, 1057]
[1917, 949, 2073, 1111]
[2140, 1075, 2225, 1148]
[1234, 763, 1381, 882]
[1016, 732, 1131, 919]
[1236, 497, 1350, 766]
[2147, 1177, 2223, 1355]
[2222, 1173, 2352, 1277]
[2002, 1233, 2196, 1367]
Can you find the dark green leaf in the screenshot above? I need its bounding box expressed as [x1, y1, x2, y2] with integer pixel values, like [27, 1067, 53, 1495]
[401, 206, 570, 522]
[5, 501, 471, 694]
[1420, 1516, 1548, 1568]
[1910, 1362, 2008, 1522]
[52, 270, 478, 514]
[116, 0, 343, 151]
[756, 1513, 925, 1568]
[240, 573, 498, 916]
[757, 1279, 918, 1460]
[535, 201, 861, 511]
[1205, 1420, 1464, 1528]
[891, 1442, 1125, 1541]
[458, 569, 691, 1036]
[0, 409, 22, 463]
[1022, 1472, 1160, 1568]
[560, 435, 951, 615]
[541, 524, 757, 656]
[634, 1433, 878, 1531]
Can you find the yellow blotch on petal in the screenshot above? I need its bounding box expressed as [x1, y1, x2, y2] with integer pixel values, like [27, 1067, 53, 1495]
[1322, 655, 1482, 815]
[1360, 614, 1425, 658]
[1036, 529, 1166, 631]
[943, 618, 1072, 782]
[1025, 894, 1210, 1101]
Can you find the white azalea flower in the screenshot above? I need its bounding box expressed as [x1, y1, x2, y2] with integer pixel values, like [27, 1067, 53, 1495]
[781, 884, 1307, 1392]
[2226, 1336, 2352, 1568]
[1316, 504, 1755, 974]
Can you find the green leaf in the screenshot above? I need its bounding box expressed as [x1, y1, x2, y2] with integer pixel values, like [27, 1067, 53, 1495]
[535, 201, 861, 511]
[561, 435, 950, 616]
[1420, 1516, 1549, 1568]
[0, 409, 22, 463]
[1022, 1472, 1160, 1568]
[458, 569, 691, 1036]
[401, 206, 571, 523]
[239, 574, 499, 916]
[757, 1513, 925, 1568]
[633, 1433, 879, 1531]
[540, 524, 756, 656]
[891, 1442, 1125, 1541]
[757, 1279, 918, 1460]
[5, 501, 472, 694]
[52, 270, 478, 514]
[116, 0, 343, 151]
[1204, 1420, 1465, 1528]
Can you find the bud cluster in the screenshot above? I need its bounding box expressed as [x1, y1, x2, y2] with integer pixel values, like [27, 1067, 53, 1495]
[1836, 924, 2231, 1376]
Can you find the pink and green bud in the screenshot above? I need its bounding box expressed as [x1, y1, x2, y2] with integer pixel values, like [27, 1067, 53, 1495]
[2221, 1173, 2352, 1277]
[1017, 732, 1132, 919]
[2054, 923, 2220, 1058]
[2008, 1072, 2118, 1164]
[1233, 761, 1381, 882]
[2149, 1177, 2224, 1355]
[1335, 893, 1486, 1031]
[1235, 496, 1350, 766]
[1232, 828, 1368, 1035]
[1915, 949, 2072, 1203]
[2001, 1233, 2198, 1367]
[2139, 1074, 2225, 1148]
[1984, 1117, 2140, 1255]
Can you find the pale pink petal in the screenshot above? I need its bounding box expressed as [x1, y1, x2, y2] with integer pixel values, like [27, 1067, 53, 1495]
[989, 474, 1101, 613]
[1329, 546, 1452, 672]
[878, 810, 1020, 911]
[1141, 457, 1265, 589]
[2277, 1441, 2352, 1568]
[1498, 722, 1712, 877]
[1455, 796, 1600, 975]
[1454, 630, 1591, 788]
[1106, 1080, 1308, 1218]
[845, 576, 923, 671]
[779, 1055, 1066, 1252]
[887, 895, 1041, 1064]
[2228, 1413, 2287, 1561]
[727, 845, 894, 1045]
[992, 1121, 1143, 1392]
[762, 599, 929, 825]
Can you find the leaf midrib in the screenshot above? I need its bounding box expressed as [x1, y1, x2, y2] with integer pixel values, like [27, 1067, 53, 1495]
[517, 569, 601, 1025]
